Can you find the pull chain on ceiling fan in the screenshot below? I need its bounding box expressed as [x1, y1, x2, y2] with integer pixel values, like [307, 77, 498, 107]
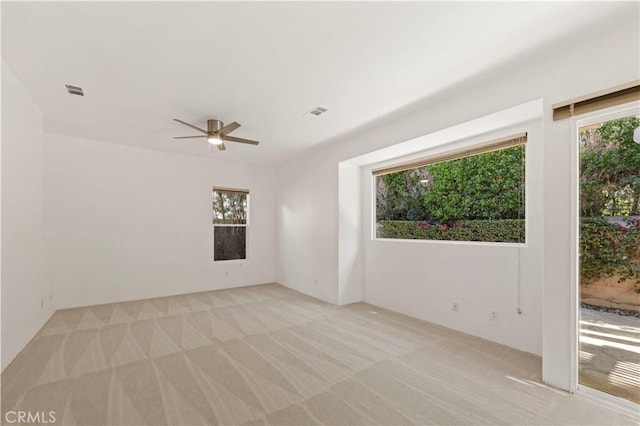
[173, 118, 259, 151]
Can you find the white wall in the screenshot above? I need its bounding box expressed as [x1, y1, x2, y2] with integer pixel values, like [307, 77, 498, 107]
[338, 162, 363, 305]
[276, 17, 640, 391]
[276, 157, 339, 304]
[362, 121, 543, 356]
[1, 60, 54, 371]
[44, 135, 277, 308]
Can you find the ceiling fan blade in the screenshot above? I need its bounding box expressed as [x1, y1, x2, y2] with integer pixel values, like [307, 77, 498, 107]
[225, 135, 259, 145]
[173, 118, 207, 134]
[173, 135, 206, 139]
[219, 122, 240, 136]
[217, 142, 226, 151]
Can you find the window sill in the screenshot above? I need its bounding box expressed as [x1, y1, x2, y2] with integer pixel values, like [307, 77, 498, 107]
[373, 237, 528, 248]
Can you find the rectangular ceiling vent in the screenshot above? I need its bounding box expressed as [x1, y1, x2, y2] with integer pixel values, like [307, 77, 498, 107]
[306, 105, 328, 117]
[65, 84, 84, 96]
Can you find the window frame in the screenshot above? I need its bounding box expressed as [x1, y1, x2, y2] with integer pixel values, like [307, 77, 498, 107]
[372, 133, 528, 246]
[212, 187, 249, 262]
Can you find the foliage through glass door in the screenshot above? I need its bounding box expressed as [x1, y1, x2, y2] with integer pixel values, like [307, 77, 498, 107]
[578, 115, 640, 404]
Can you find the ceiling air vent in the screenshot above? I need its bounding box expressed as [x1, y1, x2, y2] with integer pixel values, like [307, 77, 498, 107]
[65, 84, 84, 96]
[305, 105, 328, 117]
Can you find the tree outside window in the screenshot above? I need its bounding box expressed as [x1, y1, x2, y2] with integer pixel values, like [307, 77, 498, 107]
[212, 188, 248, 261]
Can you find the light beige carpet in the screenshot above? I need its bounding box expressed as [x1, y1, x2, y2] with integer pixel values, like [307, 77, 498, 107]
[1, 283, 636, 425]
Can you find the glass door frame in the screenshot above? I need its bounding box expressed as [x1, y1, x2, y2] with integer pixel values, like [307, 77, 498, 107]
[570, 100, 640, 396]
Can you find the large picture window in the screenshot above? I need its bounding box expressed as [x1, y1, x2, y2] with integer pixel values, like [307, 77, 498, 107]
[212, 188, 248, 261]
[374, 134, 526, 243]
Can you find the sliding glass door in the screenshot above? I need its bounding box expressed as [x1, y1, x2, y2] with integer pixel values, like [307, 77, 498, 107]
[577, 111, 640, 404]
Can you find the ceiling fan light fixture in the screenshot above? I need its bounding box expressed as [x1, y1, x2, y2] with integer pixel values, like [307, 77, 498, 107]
[207, 134, 223, 145]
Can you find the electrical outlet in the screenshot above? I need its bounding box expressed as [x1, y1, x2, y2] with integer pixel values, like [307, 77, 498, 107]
[225, 271, 229, 278]
[490, 311, 499, 321]
[452, 302, 459, 312]
[314, 280, 319, 287]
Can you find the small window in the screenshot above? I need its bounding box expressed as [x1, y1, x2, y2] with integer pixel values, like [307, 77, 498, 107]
[374, 134, 526, 243]
[212, 188, 248, 261]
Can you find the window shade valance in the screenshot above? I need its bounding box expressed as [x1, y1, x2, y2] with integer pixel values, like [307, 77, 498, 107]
[372, 133, 527, 177]
[212, 187, 249, 195]
[552, 80, 640, 121]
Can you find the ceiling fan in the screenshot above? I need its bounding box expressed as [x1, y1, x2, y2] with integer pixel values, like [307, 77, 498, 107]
[173, 118, 259, 151]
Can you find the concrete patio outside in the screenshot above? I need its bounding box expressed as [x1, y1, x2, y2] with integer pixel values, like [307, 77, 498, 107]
[579, 307, 640, 404]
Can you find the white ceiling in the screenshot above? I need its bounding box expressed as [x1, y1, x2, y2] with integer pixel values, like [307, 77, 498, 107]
[2, 2, 636, 166]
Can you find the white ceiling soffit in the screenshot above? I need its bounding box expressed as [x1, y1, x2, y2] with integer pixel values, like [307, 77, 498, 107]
[348, 99, 543, 168]
[1, 2, 636, 166]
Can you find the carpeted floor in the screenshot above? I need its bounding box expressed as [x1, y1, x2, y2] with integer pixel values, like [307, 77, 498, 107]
[1, 283, 636, 425]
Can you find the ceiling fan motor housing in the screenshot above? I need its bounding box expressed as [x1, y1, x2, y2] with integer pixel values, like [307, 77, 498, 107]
[208, 119, 223, 134]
